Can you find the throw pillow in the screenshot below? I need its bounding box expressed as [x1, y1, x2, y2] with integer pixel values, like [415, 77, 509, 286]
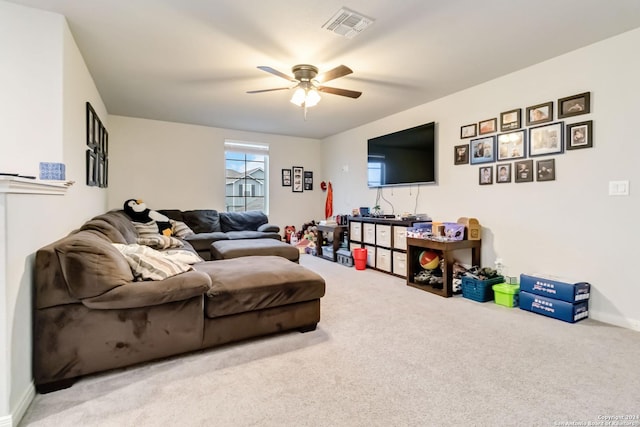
[112, 243, 192, 281]
[136, 235, 184, 250]
[170, 219, 195, 238]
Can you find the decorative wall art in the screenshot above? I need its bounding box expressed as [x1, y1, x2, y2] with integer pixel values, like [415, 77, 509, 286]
[460, 123, 477, 139]
[566, 120, 593, 150]
[479, 166, 493, 185]
[496, 163, 512, 183]
[281, 168, 291, 186]
[303, 171, 313, 191]
[526, 101, 553, 126]
[529, 122, 564, 157]
[558, 92, 590, 118]
[454, 144, 469, 165]
[497, 130, 526, 161]
[86, 102, 108, 187]
[470, 136, 496, 164]
[479, 118, 497, 135]
[514, 160, 534, 183]
[292, 166, 303, 192]
[536, 158, 556, 182]
[500, 108, 522, 132]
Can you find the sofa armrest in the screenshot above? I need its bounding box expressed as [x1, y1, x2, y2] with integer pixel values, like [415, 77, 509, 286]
[81, 270, 211, 310]
[258, 223, 280, 233]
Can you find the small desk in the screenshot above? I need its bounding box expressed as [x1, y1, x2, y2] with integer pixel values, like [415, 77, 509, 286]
[406, 237, 481, 297]
[316, 224, 346, 262]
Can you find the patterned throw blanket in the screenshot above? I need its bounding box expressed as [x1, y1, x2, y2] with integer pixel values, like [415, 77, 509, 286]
[112, 243, 203, 281]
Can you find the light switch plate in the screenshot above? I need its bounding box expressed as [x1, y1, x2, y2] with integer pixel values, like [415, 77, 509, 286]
[608, 180, 629, 196]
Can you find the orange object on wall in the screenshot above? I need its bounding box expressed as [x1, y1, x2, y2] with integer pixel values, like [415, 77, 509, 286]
[325, 182, 333, 219]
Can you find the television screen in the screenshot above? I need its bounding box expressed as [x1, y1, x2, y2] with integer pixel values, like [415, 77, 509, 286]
[367, 122, 436, 187]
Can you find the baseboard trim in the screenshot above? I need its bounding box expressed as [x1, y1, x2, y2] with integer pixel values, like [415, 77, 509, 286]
[3, 381, 35, 427]
[590, 311, 640, 332]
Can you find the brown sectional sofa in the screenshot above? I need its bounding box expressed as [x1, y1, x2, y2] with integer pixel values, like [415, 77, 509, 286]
[33, 210, 325, 392]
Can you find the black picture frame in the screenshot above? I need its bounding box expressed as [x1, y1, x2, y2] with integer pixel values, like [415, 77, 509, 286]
[536, 158, 556, 182]
[454, 144, 469, 165]
[479, 166, 493, 185]
[470, 136, 496, 164]
[526, 101, 553, 126]
[529, 122, 564, 157]
[281, 168, 291, 186]
[496, 163, 512, 183]
[86, 149, 97, 186]
[303, 171, 313, 191]
[514, 160, 534, 183]
[558, 92, 590, 118]
[479, 118, 497, 135]
[292, 166, 303, 192]
[500, 108, 522, 132]
[566, 120, 593, 150]
[460, 123, 477, 139]
[497, 130, 526, 161]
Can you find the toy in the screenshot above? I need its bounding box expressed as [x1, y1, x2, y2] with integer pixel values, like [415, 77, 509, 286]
[283, 225, 296, 243]
[419, 250, 440, 270]
[123, 199, 173, 236]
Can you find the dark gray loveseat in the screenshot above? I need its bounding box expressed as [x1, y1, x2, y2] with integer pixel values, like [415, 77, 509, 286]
[158, 209, 282, 260]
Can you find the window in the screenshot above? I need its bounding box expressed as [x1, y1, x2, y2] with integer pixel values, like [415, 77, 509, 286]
[224, 141, 269, 213]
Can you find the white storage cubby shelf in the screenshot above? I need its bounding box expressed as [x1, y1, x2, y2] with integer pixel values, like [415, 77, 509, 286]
[348, 217, 422, 278]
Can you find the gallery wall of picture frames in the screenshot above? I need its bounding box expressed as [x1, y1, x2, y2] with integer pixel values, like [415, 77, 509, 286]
[86, 102, 108, 187]
[282, 167, 313, 192]
[456, 91, 592, 185]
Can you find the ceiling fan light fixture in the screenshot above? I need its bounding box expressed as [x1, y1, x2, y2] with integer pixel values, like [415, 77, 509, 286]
[290, 85, 321, 107]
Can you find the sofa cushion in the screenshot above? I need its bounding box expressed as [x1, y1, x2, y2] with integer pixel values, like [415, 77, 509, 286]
[182, 210, 221, 233]
[157, 209, 185, 222]
[226, 230, 282, 241]
[56, 230, 134, 299]
[184, 232, 229, 252]
[194, 256, 325, 318]
[219, 211, 268, 232]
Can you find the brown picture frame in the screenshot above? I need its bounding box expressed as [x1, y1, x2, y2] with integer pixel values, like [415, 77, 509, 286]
[479, 118, 497, 135]
[566, 120, 593, 150]
[558, 92, 590, 118]
[496, 163, 512, 184]
[514, 160, 534, 183]
[526, 101, 553, 126]
[500, 108, 522, 132]
[454, 144, 469, 165]
[460, 123, 477, 139]
[479, 166, 493, 185]
[536, 158, 556, 182]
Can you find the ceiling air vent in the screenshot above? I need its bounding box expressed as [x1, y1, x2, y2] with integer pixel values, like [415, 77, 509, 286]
[322, 7, 374, 39]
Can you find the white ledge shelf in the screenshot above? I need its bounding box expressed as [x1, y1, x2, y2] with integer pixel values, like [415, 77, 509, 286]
[0, 176, 70, 195]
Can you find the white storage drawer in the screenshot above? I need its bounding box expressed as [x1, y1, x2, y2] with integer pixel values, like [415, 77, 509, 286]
[376, 247, 392, 272]
[392, 251, 407, 277]
[393, 226, 407, 250]
[350, 221, 362, 242]
[364, 245, 376, 267]
[349, 242, 362, 253]
[363, 223, 376, 244]
[376, 224, 392, 248]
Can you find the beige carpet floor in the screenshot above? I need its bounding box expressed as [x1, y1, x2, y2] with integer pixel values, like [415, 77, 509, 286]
[20, 254, 640, 426]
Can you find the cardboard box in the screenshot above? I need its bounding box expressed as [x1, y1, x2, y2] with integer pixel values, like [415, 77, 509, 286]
[457, 217, 481, 240]
[520, 273, 590, 303]
[519, 291, 589, 323]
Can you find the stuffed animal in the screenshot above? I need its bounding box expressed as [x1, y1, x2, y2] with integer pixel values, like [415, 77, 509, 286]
[123, 199, 173, 236]
[283, 225, 296, 243]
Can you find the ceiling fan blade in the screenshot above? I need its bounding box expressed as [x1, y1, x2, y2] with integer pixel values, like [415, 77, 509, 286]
[318, 86, 362, 99]
[246, 87, 292, 94]
[257, 66, 296, 82]
[316, 65, 353, 83]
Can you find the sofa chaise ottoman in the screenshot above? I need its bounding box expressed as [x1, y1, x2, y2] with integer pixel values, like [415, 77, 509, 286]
[210, 238, 300, 262]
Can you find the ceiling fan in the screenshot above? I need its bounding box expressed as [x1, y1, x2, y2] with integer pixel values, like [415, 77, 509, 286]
[247, 64, 362, 116]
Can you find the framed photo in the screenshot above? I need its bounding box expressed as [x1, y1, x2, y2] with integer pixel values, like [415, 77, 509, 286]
[558, 92, 590, 118]
[566, 120, 593, 150]
[514, 159, 533, 183]
[292, 166, 303, 192]
[479, 166, 493, 185]
[460, 123, 477, 139]
[500, 108, 522, 132]
[526, 102, 553, 126]
[496, 163, 512, 183]
[86, 149, 97, 186]
[497, 130, 526, 161]
[303, 171, 313, 191]
[536, 158, 556, 182]
[86, 102, 98, 149]
[470, 136, 496, 164]
[454, 144, 469, 165]
[281, 168, 291, 186]
[529, 122, 564, 157]
[479, 118, 497, 135]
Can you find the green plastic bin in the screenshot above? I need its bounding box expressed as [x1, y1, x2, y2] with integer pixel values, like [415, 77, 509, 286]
[492, 283, 520, 307]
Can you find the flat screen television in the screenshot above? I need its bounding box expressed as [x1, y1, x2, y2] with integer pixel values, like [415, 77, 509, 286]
[367, 122, 436, 188]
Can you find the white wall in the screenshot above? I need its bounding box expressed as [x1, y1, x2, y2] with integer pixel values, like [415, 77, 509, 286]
[107, 116, 325, 232]
[0, 2, 108, 425]
[322, 28, 640, 330]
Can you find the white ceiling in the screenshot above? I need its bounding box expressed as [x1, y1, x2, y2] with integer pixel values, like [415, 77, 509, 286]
[8, 0, 640, 139]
